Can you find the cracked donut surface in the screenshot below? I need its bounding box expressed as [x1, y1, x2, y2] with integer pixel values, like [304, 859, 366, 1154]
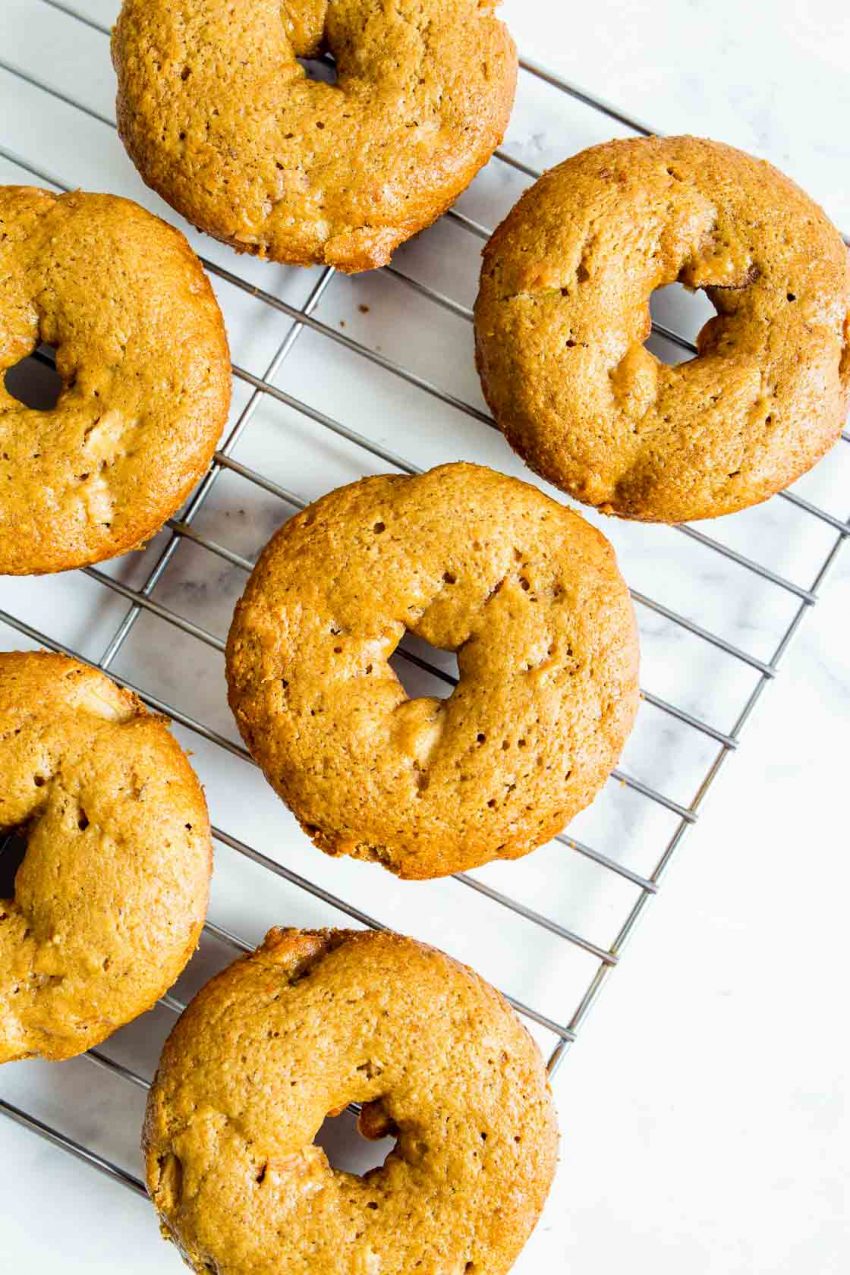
[144, 926, 558, 1275]
[111, 0, 517, 272]
[225, 462, 639, 879]
[0, 186, 230, 574]
[0, 652, 212, 1062]
[474, 135, 850, 522]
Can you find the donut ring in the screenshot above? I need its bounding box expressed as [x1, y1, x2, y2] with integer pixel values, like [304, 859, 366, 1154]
[144, 926, 558, 1275]
[0, 652, 212, 1063]
[475, 136, 850, 522]
[226, 462, 639, 879]
[0, 186, 230, 575]
[112, 0, 517, 272]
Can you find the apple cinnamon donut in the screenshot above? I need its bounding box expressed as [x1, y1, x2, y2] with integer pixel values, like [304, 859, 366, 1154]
[226, 462, 639, 879]
[0, 186, 230, 575]
[0, 652, 212, 1063]
[144, 926, 558, 1275]
[475, 135, 850, 522]
[111, 0, 518, 272]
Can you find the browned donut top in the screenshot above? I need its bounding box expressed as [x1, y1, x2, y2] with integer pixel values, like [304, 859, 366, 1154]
[112, 0, 517, 271]
[226, 463, 639, 879]
[0, 187, 230, 574]
[144, 927, 558, 1275]
[475, 136, 850, 522]
[0, 652, 212, 1062]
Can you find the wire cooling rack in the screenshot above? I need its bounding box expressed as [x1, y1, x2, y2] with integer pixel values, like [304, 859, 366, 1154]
[1, 0, 850, 1233]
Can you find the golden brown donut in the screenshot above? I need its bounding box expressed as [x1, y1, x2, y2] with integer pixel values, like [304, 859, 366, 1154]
[475, 135, 850, 522]
[144, 926, 558, 1275]
[0, 652, 212, 1063]
[0, 186, 230, 575]
[226, 462, 639, 879]
[111, 0, 517, 272]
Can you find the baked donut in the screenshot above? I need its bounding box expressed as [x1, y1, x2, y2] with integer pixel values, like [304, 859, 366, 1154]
[144, 926, 558, 1275]
[111, 0, 517, 272]
[0, 186, 230, 575]
[226, 462, 639, 879]
[0, 652, 212, 1063]
[475, 136, 850, 522]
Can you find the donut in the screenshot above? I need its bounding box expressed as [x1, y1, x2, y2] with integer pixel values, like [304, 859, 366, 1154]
[111, 0, 517, 272]
[144, 926, 558, 1275]
[474, 136, 850, 522]
[226, 462, 639, 879]
[0, 652, 212, 1063]
[0, 186, 230, 575]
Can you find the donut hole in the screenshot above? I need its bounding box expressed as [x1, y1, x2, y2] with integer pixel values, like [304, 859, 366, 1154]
[4, 343, 63, 410]
[297, 54, 338, 86]
[646, 283, 715, 366]
[0, 825, 29, 900]
[390, 635, 459, 701]
[314, 1105, 397, 1178]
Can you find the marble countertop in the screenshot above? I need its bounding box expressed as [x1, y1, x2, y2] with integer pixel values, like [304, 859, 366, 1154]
[0, 0, 848, 1270]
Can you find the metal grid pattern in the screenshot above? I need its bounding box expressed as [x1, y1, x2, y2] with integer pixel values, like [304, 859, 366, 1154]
[1, 0, 849, 1219]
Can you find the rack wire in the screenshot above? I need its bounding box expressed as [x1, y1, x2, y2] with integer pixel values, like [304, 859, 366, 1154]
[1, 0, 849, 1232]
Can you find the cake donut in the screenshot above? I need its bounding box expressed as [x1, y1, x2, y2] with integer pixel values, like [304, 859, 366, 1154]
[144, 926, 558, 1275]
[0, 652, 212, 1063]
[0, 186, 230, 574]
[475, 135, 850, 522]
[226, 462, 639, 879]
[111, 0, 518, 272]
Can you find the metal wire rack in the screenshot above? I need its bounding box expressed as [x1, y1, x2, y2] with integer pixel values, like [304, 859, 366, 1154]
[1, 0, 849, 1235]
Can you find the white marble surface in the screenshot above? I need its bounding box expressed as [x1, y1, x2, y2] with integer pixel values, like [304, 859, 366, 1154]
[0, 0, 848, 1270]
